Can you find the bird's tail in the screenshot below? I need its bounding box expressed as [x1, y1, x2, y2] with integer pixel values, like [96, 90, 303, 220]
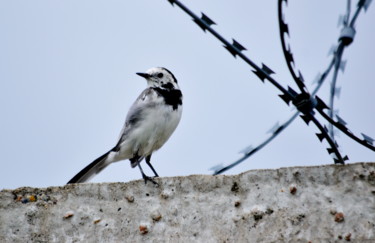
[67, 151, 112, 184]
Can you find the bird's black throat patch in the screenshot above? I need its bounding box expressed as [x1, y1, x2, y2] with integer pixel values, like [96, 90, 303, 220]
[152, 87, 182, 110]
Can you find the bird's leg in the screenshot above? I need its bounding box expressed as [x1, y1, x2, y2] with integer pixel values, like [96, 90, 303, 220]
[145, 154, 159, 177]
[137, 163, 158, 185]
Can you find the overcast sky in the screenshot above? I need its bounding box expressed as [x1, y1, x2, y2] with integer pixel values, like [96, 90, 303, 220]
[1, 0, 374, 190]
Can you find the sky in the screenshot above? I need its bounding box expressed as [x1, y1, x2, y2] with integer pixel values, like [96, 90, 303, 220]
[0, 0, 374, 190]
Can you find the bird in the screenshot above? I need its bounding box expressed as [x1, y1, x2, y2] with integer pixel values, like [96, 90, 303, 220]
[67, 67, 183, 185]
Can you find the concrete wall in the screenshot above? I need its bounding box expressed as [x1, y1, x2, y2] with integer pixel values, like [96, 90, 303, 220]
[1, 162, 375, 242]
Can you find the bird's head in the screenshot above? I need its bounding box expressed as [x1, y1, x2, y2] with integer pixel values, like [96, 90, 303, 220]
[136, 67, 179, 90]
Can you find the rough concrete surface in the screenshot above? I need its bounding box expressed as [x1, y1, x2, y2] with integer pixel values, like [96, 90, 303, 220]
[1, 162, 375, 242]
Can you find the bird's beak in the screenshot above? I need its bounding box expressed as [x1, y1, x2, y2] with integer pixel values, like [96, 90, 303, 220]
[136, 72, 150, 79]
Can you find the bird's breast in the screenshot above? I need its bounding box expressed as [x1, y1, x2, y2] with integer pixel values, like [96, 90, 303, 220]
[132, 103, 182, 155]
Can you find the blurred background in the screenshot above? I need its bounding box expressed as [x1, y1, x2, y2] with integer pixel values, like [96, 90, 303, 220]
[0, 0, 374, 189]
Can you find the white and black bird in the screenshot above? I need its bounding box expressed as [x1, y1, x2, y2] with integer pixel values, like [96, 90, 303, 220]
[67, 67, 183, 184]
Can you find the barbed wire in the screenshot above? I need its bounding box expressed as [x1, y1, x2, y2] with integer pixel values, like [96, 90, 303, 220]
[327, 0, 372, 140]
[278, 0, 374, 151]
[212, 55, 336, 175]
[164, 0, 374, 174]
[212, 0, 374, 175]
[328, 0, 354, 138]
[328, 0, 352, 140]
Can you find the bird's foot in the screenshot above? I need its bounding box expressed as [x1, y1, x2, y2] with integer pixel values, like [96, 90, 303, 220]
[142, 174, 159, 186]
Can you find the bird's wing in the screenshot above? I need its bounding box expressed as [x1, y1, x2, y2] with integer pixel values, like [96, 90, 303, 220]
[113, 88, 160, 151]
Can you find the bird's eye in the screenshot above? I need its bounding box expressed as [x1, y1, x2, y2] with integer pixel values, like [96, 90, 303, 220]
[157, 73, 164, 78]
